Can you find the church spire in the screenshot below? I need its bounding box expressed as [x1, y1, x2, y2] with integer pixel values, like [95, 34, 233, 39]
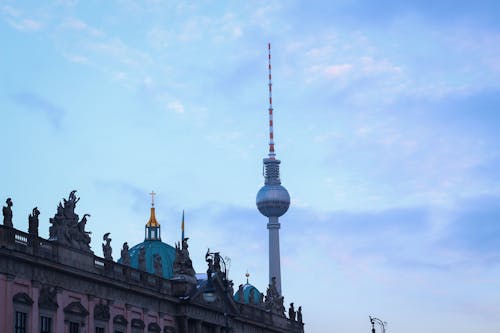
[145, 191, 161, 241]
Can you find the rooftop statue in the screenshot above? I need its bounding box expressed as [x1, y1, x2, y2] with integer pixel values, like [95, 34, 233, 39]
[173, 238, 195, 277]
[264, 277, 286, 316]
[288, 302, 296, 321]
[138, 247, 146, 271]
[121, 242, 130, 266]
[49, 191, 93, 252]
[102, 233, 113, 261]
[28, 207, 40, 236]
[153, 253, 163, 276]
[297, 306, 303, 324]
[2, 198, 13, 227]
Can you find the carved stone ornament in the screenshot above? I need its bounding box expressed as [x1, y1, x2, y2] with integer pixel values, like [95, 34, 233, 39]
[113, 314, 128, 326]
[38, 286, 58, 310]
[148, 322, 161, 332]
[131, 318, 145, 329]
[94, 302, 110, 321]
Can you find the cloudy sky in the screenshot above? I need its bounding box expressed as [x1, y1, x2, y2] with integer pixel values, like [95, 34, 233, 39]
[1, 0, 500, 332]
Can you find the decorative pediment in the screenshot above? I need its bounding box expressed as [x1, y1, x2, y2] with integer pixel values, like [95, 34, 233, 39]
[148, 322, 161, 332]
[63, 301, 89, 317]
[13, 292, 34, 305]
[94, 302, 110, 321]
[113, 314, 128, 326]
[191, 274, 239, 315]
[38, 286, 58, 310]
[131, 318, 145, 328]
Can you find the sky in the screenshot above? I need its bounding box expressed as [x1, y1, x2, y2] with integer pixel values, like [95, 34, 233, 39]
[1, 0, 500, 332]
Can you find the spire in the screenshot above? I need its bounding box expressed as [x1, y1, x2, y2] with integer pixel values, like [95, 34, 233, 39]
[246, 271, 250, 284]
[145, 191, 161, 241]
[181, 210, 185, 242]
[268, 42, 276, 159]
[146, 191, 159, 227]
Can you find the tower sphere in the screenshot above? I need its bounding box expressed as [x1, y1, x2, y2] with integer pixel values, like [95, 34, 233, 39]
[256, 184, 290, 217]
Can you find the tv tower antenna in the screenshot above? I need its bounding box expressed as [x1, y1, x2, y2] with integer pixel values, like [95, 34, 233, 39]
[268, 42, 276, 159]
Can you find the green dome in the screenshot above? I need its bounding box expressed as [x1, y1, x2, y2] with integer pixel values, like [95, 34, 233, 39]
[233, 283, 262, 305]
[119, 240, 176, 279]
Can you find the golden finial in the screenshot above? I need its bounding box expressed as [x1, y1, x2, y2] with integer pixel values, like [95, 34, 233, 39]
[146, 191, 159, 227]
[245, 271, 250, 284]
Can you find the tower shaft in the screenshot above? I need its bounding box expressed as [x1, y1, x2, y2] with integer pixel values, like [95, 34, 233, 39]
[267, 216, 281, 294]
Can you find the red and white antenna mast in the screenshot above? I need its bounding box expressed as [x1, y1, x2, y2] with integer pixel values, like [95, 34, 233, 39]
[268, 42, 276, 159]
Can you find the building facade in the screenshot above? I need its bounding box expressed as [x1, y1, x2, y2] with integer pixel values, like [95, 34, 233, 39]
[0, 192, 304, 333]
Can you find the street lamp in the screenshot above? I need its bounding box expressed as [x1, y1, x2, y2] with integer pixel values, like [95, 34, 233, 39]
[203, 249, 231, 332]
[369, 316, 387, 333]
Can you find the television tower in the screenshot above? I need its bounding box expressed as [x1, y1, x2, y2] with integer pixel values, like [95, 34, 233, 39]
[256, 43, 290, 295]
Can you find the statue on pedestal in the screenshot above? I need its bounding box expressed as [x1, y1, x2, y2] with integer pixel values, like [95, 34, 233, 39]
[28, 207, 40, 237]
[121, 242, 130, 266]
[2, 198, 13, 227]
[102, 233, 113, 261]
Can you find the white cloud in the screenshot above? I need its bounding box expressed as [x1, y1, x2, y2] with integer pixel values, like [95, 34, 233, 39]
[60, 17, 103, 36]
[6, 17, 43, 32]
[167, 100, 185, 114]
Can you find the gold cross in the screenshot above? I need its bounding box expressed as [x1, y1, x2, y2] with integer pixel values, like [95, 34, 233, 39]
[149, 191, 156, 206]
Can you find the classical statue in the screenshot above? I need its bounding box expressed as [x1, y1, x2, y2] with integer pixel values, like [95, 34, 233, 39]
[237, 284, 244, 302]
[138, 247, 146, 271]
[2, 198, 13, 227]
[264, 277, 285, 316]
[249, 287, 255, 304]
[121, 242, 130, 266]
[153, 254, 163, 276]
[28, 207, 40, 236]
[288, 302, 296, 321]
[102, 233, 113, 261]
[49, 191, 93, 252]
[297, 306, 303, 324]
[173, 238, 195, 277]
[63, 190, 80, 218]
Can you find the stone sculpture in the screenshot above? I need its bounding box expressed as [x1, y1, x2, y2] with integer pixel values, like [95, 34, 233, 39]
[173, 238, 195, 277]
[264, 277, 286, 316]
[28, 207, 40, 236]
[288, 302, 296, 321]
[138, 247, 146, 271]
[297, 306, 303, 324]
[102, 233, 113, 261]
[121, 242, 130, 266]
[48, 191, 92, 252]
[153, 253, 163, 276]
[237, 284, 244, 302]
[2, 198, 13, 227]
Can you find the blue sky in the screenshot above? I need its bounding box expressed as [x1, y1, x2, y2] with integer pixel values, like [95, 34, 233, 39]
[1, 0, 500, 332]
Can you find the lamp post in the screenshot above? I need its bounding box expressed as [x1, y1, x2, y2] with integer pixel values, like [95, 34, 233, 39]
[203, 249, 231, 332]
[369, 316, 387, 333]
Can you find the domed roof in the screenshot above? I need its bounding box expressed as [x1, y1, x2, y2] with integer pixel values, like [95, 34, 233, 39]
[233, 283, 262, 305]
[120, 240, 176, 279]
[118, 195, 177, 279]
